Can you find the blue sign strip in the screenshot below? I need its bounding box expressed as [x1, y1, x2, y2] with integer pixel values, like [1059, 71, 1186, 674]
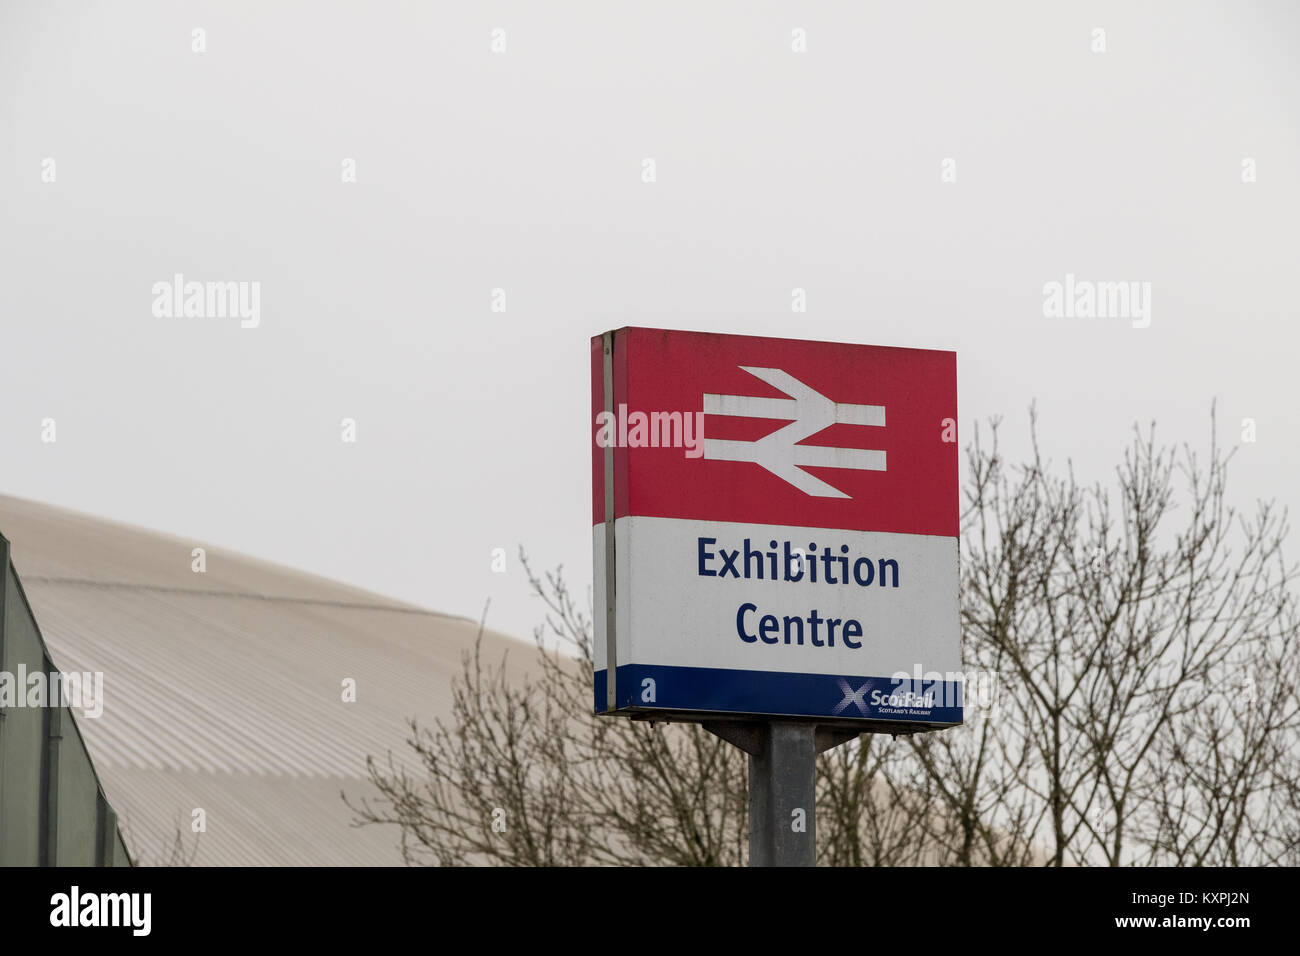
[594, 665, 962, 724]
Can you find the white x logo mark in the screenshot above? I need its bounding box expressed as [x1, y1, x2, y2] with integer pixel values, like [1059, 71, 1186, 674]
[832, 679, 870, 716]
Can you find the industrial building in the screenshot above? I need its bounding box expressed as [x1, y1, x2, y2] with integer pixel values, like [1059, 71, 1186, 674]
[0, 532, 131, 865]
[0, 495, 534, 865]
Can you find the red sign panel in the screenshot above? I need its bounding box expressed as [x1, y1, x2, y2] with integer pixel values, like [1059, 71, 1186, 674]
[592, 327, 958, 537]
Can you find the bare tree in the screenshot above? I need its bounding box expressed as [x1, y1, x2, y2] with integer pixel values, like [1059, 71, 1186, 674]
[348, 562, 748, 866]
[118, 818, 201, 867]
[940, 408, 1300, 865]
[353, 410, 1300, 866]
[816, 734, 939, 866]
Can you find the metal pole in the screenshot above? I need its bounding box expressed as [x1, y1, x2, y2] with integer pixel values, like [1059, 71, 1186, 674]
[704, 719, 859, 866]
[749, 721, 816, 867]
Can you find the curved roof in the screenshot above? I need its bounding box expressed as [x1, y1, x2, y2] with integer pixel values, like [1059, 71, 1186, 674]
[0, 494, 538, 866]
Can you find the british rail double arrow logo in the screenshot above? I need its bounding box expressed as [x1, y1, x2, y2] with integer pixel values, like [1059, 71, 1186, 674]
[702, 367, 886, 498]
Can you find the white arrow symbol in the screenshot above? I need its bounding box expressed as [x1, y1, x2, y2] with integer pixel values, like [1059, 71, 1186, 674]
[702, 366, 885, 498]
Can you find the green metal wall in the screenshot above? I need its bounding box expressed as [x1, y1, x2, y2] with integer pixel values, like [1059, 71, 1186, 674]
[0, 534, 132, 866]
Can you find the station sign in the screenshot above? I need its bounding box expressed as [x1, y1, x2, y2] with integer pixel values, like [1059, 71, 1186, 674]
[592, 327, 961, 728]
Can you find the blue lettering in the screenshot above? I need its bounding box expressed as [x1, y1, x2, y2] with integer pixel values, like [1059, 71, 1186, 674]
[737, 603, 758, 642]
[698, 537, 717, 576]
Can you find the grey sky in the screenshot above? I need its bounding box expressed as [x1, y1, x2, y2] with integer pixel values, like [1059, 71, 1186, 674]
[2, 1, 1298, 644]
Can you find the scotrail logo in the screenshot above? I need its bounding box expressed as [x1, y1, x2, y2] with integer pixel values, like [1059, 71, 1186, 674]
[703, 367, 886, 498]
[832, 679, 871, 716]
[833, 679, 937, 716]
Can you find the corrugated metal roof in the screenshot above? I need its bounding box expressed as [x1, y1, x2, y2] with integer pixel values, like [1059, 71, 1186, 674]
[0, 495, 539, 866]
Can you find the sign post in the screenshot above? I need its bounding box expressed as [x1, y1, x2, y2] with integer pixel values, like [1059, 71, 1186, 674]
[592, 327, 961, 866]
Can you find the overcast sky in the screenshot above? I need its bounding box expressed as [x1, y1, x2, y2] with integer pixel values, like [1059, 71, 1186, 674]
[2, 1, 1298, 644]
